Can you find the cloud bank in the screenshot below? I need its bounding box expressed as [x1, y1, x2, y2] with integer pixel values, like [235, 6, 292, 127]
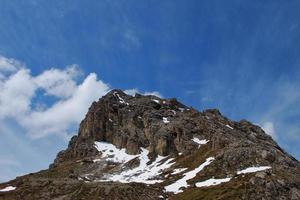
[0, 55, 159, 139]
[0, 61, 109, 138]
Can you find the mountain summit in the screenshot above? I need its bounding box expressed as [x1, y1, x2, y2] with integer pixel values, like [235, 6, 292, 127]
[1, 89, 299, 200]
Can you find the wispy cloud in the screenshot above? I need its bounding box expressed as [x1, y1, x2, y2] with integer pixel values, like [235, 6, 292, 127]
[261, 121, 276, 139]
[121, 30, 141, 51]
[124, 88, 162, 98]
[256, 77, 300, 158]
[189, 66, 300, 158]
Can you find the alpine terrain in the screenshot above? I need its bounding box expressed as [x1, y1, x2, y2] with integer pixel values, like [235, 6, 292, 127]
[0, 89, 299, 200]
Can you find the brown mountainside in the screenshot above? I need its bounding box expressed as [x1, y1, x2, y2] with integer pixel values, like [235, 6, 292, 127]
[0, 89, 299, 200]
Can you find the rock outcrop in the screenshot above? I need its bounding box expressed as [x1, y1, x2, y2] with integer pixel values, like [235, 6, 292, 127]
[1, 89, 299, 200]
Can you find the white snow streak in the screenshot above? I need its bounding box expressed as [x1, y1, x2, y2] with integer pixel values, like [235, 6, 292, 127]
[171, 168, 188, 175]
[171, 110, 176, 115]
[196, 177, 231, 187]
[0, 186, 16, 192]
[179, 108, 185, 112]
[95, 143, 175, 184]
[164, 157, 215, 194]
[152, 99, 160, 104]
[107, 149, 175, 184]
[191, 137, 209, 148]
[237, 166, 271, 175]
[225, 124, 234, 130]
[163, 117, 170, 124]
[114, 92, 129, 105]
[94, 142, 137, 163]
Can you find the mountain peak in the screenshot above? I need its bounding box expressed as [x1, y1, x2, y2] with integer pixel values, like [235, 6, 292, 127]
[1, 89, 299, 200]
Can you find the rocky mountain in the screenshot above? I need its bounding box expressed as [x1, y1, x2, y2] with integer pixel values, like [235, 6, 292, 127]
[0, 89, 299, 200]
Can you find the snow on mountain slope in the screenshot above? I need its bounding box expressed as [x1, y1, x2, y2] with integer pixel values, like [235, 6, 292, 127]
[91, 141, 179, 184]
[164, 157, 215, 194]
[0, 186, 16, 192]
[1, 90, 299, 200]
[94, 141, 138, 163]
[237, 166, 272, 175]
[86, 137, 272, 193]
[196, 177, 231, 187]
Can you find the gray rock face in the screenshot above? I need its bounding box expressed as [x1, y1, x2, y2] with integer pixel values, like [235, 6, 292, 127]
[54, 90, 297, 170]
[1, 89, 299, 200]
[54, 89, 194, 163]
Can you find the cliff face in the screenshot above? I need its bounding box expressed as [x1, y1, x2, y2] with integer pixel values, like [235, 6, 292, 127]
[1, 89, 300, 200]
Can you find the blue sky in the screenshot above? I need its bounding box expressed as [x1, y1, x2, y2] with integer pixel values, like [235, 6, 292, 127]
[0, 0, 300, 182]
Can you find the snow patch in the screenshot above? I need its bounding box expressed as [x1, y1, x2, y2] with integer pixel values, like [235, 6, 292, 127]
[171, 110, 176, 115]
[98, 148, 175, 184]
[113, 92, 129, 105]
[164, 157, 215, 194]
[0, 186, 16, 192]
[196, 177, 231, 187]
[225, 124, 234, 130]
[163, 117, 170, 124]
[171, 168, 188, 175]
[152, 99, 160, 104]
[192, 137, 209, 148]
[179, 108, 185, 112]
[94, 142, 138, 163]
[237, 166, 271, 175]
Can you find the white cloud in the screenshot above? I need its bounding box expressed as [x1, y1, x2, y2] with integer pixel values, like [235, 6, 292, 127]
[124, 88, 139, 96]
[262, 121, 276, 139]
[21, 73, 109, 138]
[0, 56, 111, 138]
[257, 77, 300, 144]
[0, 69, 36, 118]
[144, 91, 162, 98]
[124, 88, 162, 98]
[34, 65, 81, 98]
[0, 56, 24, 73]
[0, 55, 162, 139]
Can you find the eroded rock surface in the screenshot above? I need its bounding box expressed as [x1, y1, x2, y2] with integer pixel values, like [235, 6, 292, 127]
[1, 89, 299, 200]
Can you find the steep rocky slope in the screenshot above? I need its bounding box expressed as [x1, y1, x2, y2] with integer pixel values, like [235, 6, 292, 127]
[0, 89, 299, 200]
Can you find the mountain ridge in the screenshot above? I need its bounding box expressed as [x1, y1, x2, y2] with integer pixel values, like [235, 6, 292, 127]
[0, 89, 299, 200]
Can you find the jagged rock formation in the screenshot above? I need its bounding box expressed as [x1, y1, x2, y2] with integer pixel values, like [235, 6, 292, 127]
[1, 89, 300, 200]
